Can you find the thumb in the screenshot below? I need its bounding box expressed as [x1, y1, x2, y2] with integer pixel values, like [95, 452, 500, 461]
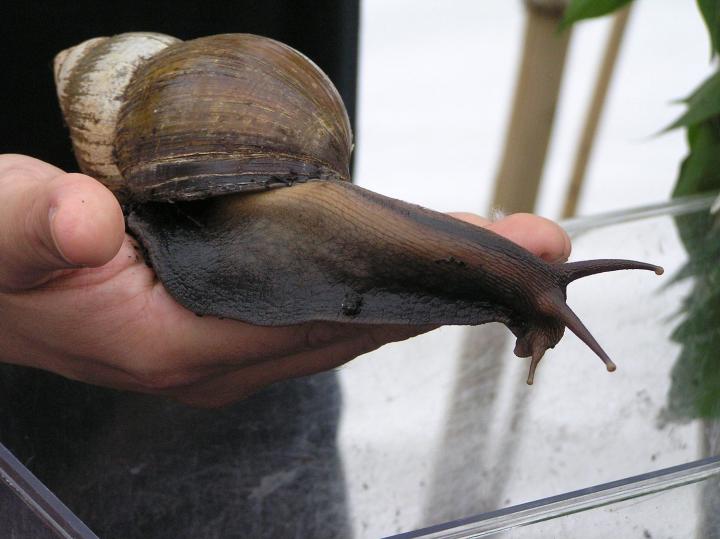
[0, 155, 125, 290]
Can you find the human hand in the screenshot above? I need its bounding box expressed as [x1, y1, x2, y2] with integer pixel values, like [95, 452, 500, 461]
[0, 154, 571, 407]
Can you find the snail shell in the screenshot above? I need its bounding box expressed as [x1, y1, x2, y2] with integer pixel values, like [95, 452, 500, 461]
[55, 33, 663, 384]
[54, 32, 181, 193]
[56, 33, 351, 202]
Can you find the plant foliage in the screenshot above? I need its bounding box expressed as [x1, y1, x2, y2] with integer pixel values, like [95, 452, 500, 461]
[563, 0, 720, 421]
[698, 0, 720, 55]
[560, 0, 634, 30]
[666, 71, 720, 131]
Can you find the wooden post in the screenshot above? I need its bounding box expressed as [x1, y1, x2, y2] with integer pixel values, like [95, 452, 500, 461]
[490, 0, 572, 214]
[562, 4, 633, 218]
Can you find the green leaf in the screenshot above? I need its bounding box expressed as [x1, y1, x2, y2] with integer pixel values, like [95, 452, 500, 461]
[673, 117, 720, 198]
[671, 285, 720, 342]
[666, 70, 720, 130]
[560, 0, 634, 30]
[666, 225, 720, 421]
[698, 0, 720, 56]
[667, 335, 720, 419]
[667, 192, 720, 421]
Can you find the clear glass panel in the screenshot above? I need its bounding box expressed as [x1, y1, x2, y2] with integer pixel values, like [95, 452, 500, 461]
[0, 442, 98, 538]
[390, 456, 720, 538]
[491, 471, 720, 539]
[338, 193, 720, 537]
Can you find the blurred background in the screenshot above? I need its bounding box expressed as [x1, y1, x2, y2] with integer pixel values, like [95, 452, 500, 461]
[354, 0, 714, 217]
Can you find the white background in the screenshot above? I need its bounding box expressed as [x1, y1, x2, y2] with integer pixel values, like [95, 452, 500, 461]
[354, 0, 716, 218]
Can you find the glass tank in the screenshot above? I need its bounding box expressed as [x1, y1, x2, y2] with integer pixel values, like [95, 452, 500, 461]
[0, 193, 717, 538]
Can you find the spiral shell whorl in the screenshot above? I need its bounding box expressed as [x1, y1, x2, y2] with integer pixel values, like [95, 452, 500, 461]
[113, 34, 354, 201]
[53, 32, 180, 192]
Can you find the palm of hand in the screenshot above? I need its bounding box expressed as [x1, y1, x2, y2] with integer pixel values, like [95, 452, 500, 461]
[7, 233, 411, 407]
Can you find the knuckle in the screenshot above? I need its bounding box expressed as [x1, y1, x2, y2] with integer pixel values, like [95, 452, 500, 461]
[358, 330, 385, 355]
[302, 321, 346, 350]
[0, 155, 63, 183]
[0, 154, 36, 173]
[127, 353, 200, 392]
[302, 322, 324, 349]
[0, 167, 35, 193]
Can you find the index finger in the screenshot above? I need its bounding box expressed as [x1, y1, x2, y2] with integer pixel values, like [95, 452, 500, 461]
[450, 212, 571, 263]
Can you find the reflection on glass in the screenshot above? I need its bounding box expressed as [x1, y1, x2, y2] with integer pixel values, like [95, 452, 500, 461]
[389, 456, 720, 538]
[0, 442, 98, 538]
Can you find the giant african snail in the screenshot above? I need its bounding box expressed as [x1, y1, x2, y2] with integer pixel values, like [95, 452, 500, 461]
[54, 32, 663, 384]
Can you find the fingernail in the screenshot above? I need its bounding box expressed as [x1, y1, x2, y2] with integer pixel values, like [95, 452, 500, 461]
[48, 205, 82, 266]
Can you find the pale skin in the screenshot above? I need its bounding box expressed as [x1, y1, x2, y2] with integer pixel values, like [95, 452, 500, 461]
[0, 154, 572, 407]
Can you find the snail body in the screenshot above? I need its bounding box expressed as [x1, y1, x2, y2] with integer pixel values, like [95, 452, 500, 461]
[55, 32, 662, 384]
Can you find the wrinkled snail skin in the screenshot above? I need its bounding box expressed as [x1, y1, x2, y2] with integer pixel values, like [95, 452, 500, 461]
[55, 32, 664, 384]
[126, 180, 662, 384]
